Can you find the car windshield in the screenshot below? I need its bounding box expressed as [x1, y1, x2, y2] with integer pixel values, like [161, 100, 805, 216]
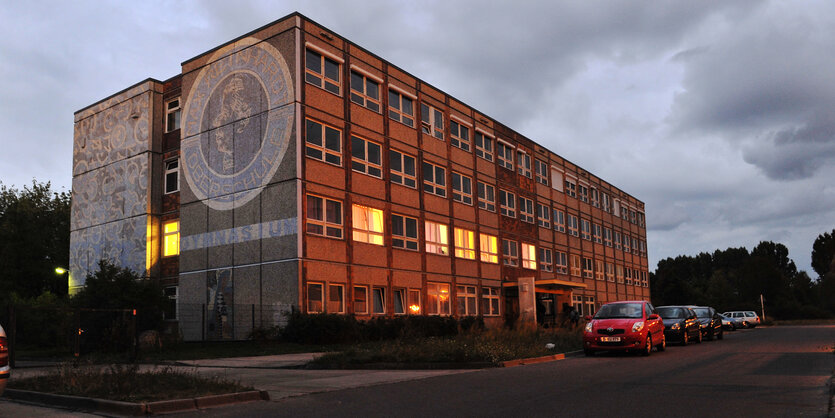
[746, 311, 756, 316]
[657, 307, 686, 319]
[594, 303, 643, 319]
[692, 308, 710, 318]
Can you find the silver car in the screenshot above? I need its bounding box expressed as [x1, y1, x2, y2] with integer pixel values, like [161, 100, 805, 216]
[723, 311, 761, 328]
[0, 324, 9, 395]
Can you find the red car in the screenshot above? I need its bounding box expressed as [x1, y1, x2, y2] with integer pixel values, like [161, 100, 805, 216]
[583, 300, 666, 356]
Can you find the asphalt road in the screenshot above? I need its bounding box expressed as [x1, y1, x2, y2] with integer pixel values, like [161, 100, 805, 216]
[185, 325, 834, 418]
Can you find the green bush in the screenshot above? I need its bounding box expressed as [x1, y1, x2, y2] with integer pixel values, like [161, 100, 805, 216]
[278, 313, 477, 345]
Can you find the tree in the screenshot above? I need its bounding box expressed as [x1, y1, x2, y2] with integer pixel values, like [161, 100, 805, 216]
[811, 229, 835, 278]
[0, 180, 71, 301]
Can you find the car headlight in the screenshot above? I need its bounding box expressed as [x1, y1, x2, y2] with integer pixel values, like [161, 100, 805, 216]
[584, 322, 593, 333]
[632, 321, 644, 332]
[671, 322, 680, 330]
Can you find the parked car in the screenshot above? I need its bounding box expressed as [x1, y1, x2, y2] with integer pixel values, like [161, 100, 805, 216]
[723, 311, 761, 328]
[719, 313, 744, 330]
[656, 306, 701, 345]
[583, 300, 666, 356]
[688, 306, 724, 340]
[0, 324, 9, 395]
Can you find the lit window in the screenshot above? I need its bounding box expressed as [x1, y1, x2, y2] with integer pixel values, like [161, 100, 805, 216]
[420, 103, 444, 140]
[328, 284, 345, 313]
[456, 285, 478, 316]
[502, 239, 518, 267]
[305, 48, 341, 95]
[595, 260, 604, 281]
[565, 178, 577, 198]
[519, 197, 534, 223]
[477, 181, 496, 211]
[482, 287, 500, 316]
[308, 282, 324, 313]
[452, 172, 473, 205]
[479, 233, 499, 264]
[582, 257, 593, 278]
[570, 254, 581, 277]
[499, 189, 516, 218]
[553, 209, 565, 232]
[537, 203, 551, 228]
[164, 159, 179, 194]
[306, 194, 343, 239]
[427, 282, 451, 315]
[391, 214, 418, 251]
[352, 204, 384, 245]
[389, 149, 416, 188]
[408, 289, 421, 314]
[535, 159, 548, 185]
[522, 243, 537, 270]
[580, 219, 591, 240]
[425, 221, 449, 255]
[165, 98, 181, 133]
[497, 141, 514, 170]
[567, 214, 579, 237]
[388, 89, 415, 127]
[454, 227, 476, 260]
[475, 131, 494, 162]
[517, 151, 532, 178]
[450, 119, 471, 151]
[163, 220, 179, 257]
[351, 135, 382, 178]
[555, 251, 568, 274]
[372, 286, 386, 314]
[353, 285, 368, 314]
[350, 70, 380, 112]
[305, 119, 342, 166]
[539, 248, 553, 272]
[422, 161, 446, 197]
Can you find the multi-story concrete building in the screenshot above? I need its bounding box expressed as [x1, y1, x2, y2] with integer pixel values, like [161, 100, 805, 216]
[70, 12, 649, 340]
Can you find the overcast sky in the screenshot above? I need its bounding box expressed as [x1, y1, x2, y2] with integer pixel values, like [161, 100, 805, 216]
[2, 1, 833, 276]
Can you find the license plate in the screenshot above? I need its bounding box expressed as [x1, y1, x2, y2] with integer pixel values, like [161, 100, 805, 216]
[600, 336, 621, 342]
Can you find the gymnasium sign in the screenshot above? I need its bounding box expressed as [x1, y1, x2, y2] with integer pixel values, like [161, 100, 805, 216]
[181, 37, 294, 211]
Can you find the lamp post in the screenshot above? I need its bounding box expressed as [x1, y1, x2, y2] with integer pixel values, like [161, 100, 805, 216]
[55, 267, 71, 295]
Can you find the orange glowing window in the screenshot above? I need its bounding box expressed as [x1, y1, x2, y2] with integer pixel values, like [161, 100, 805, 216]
[352, 204, 384, 245]
[163, 220, 179, 257]
[454, 227, 476, 260]
[479, 233, 499, 264]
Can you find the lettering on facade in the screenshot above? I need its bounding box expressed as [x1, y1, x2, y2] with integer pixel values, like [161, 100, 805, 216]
[180, 218, 297, 251]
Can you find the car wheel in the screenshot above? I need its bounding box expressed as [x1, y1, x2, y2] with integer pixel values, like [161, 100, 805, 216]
[584, 349, 594, 357]
[718, 329, 724, 340]
[642, 334, 652, 356]
[657, 334, 666, 352]
[682, 331, 689, 346]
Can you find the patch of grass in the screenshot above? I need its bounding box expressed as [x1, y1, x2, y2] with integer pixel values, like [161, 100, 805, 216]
[139, 340, 337, 362]
[9, 363, 253, 402]
[311, 327, 583, 368]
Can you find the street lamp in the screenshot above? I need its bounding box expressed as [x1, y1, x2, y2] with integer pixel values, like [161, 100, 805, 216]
[55, 267, 67, 275]
[55, 267, 72, 294]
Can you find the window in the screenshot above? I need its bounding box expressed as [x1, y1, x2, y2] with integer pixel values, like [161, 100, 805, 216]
[551, 168, 564, 192]
[537, 204, 551, 228]
[422, 161, 446, 197]
[497, 141, 514, 170]
[554, 209, 565, 232]
[477, 181, 496, 211]
[540, 248, 553, 272]
[616, 265, 624, 283]
[626, 268, 633, 285]
[602, 192, 611, 212]
[517, 151, 532, 178]
[567, 214, 579, 237]
[590, 188, 600, 208]
[564, 178, 577, 198]
[329, 284, 345, 313]
[502, 239, 518, 266]
[450, 118, 471, 151]
[499, 189, 516, 217]
[454, 228, 476, 260]
[425, 221, 449, 255]
[638, 212, 646, 227]
[642, 271, 649, 287]
[623, 234, 631, 253]
[582, 257, 593, 278]
[570, 254, 581, 277]
[592, 223, 602, 243]
[420, 103, 444, 139]
[306, 194, 343, 238]
[535, 159, 548, 185]
[164, 159, 179, 194]
[555, 251, 568, 274]
[351, 135, 382, 178]
[308, 282, 324, 313]
[393, 288, 406, 315]
[389, 149, 417, 188]
[305, 48, 341, 95]
[427, 282, 451, 315]
[352, 204, 384, 245]
[595, 260, 604, 281]
[165, 98, 180, 133]
[578, 184, 589, 203]
[639, 240, 647, 256]
[572, 295, 583, 315]
[521, 243, 537, 269]
[632, 237, 639, 254]
[519, 197, 534, 223]
[305, 119, 342, 166]
[482, 287, 500, 316]
[480, 233, 499, 263]
[604, 227, 613, 247]
[163, 220, 179, 257]
[630, 209, 637, 224]
[475, 131, 494, 161]
[353, 285, 368, 314]
[163, 286, 178, 320]
[451, 172, 473, 205]
[388, 89, 415, 127]
[372, 286, 386, 314]
[391, 214, 418, 250]
[350, 70, 380, 112]
[456, 285, 478, 316]
[585, 296, 596, 316]
[606, 262, 615, 282]
[408, 289, 421, 314]
[614, 231, 622, 250]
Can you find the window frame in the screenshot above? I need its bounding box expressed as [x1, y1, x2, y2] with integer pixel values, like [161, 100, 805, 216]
[164, 158, 179, 194]
[570, 254, 581, 277]
[502, 239, 519, 267]
[165, 98, 181, 133]
[595, 260, 605, 281]
[420, 102, 445, 140]
[422, 161, 447, 197]
[537, 203, 551, 228]
[391, 213, 419, 251]
[328, 284, 345, 313]
[479, 233, 499, 264]
[539, 247, 553, 272]
[553, 209, 566, 232]
[454, 227, 476, 260]
[522, 243, 537, 270]
[305, 194, 344, 239]
[305, 118, 343, 166]
[372, 286, 386, 315]
[482, 287, 500, 316]
[427, 282, 451, 316]
[305, 46, 342, 95]
[351, 204, 384, 246]
[456, 285, 478, 316]
[389, 149, 417, 188]
[519, 196, 534, 223]
[496, 141, 514, 170]
[475, 130, 494, 162]
[388, 87, 415, 127]
[517, 150, 532, 178]
[353, 285, 368, 314]
[307, 282, 324, 313]
[349, 67, 381, 112]
[162, 220, 180, 257]
[425, 221, 450, 256]
[477, 181, 496, 212]
[567, 214, 579, 237]
[449, 116, 472, 152]
[535, 159, 548, 185]
[580, 219, 591, 240]
[555, 251, 568, 274]
[451, 172, 473, 205]
[565, 177, 577, 198]
[351, 134, 383, 178]
[499, 189, 516, 218]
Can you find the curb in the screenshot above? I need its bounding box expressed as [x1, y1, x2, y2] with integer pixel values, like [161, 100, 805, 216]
[500, 353, 565, 368]
[3, 388, 269, 415]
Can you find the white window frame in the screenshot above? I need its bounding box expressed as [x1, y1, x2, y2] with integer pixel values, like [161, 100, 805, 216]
[164, 159, 179, 194]
[456, 285, 478, 316]
[449, 115, 472, 152]
[165, 98, 181, 133]
[475, 129, 494, 162]
[421, 102, 444, 140]
[425, 221, 449, 255]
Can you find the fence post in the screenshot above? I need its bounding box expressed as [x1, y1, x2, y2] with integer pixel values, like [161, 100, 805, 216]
[8, 304, 15, 368]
